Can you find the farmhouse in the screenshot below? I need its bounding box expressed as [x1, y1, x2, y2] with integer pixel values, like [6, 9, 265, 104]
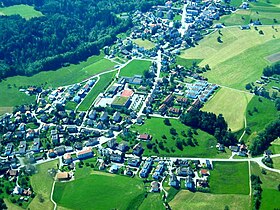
[57, 172, 71, 181]
[138, 134, 152, 141]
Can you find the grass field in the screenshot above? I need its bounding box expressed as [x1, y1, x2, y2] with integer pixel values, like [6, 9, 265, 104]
[169, 190, 250, 210]
[269, 138, 280, 154]
[244, 96, 278, 143]
[77, 72, 116, 111]
[130, 117, 231, 158]
[202, 87, 253, 132]
[272, 156, 280, 169]
[28, 160, 58, 210]
[176, 57, 203, 68]
[180, 26, 280, 90]
[250, 162, 280, 210]
[138, 193, 165, 210]
[209, 161, 250, 195]
[133, 39, 155, 50]
[0, 4, 43, 20]
[216, 0, 280, 26]
[119, 59, 151, 77]
[54, 170, 145, 210]
[0, 54, 114, 108]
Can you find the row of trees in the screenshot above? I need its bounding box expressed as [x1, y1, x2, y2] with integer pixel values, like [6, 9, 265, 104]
[263, 62, 280, 77]
[180, 108, 237, 146]
[0, 0, 165, 80]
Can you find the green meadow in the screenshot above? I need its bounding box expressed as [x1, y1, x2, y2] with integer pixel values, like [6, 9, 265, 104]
[180, 26, 280, 90]
[119, 59, 151, 77]
[133, 39, 155, 50]
[0, 4, 43, 20]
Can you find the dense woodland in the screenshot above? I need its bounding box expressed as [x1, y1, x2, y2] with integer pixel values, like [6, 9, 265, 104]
[263, 62, 280, 77]
[180, 109, 237, 146]
[0, 0, 165, 80]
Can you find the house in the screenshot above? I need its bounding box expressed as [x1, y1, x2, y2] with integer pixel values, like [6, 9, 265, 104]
[151, 181, 160, 192]
[133, 143, 144, 156]
[117, 143, 128, 153]
[74, 142, 83, 150]
[48, 149, 57, 158]
[185, 176, 195, 191]
[127, 158, 141, 167]
[32, 138, 41, 152]
[140, 158, 153, 178]
[200, 169, 209, 176]
[57, 172, 71, 181]
[67, 125, 78, 133]
[138, 134, 152, 141]
[110, 153, 124, 163]
[169, 174, 180, 188]
[55, 146, 66, 156]
[229, 145, 239, 152]
[205, 160, 212, 170]
[107, 139, 117, 149]
[109, 165, 119, 173]
[86, 138, 99, 147]
[6, 169, 18, 177]
[113, 112, 122, 123]
[77, 148, 93, 160]
[63, 153, 72, 164]
[163, 94, 174, 105]
[136, 117, 143, 124]
[100, 112, 109, 122]
[73, 96, 81, 103]
[88, 110, 97, 120]
[19, 141, 27, 155]
[168, 107, 180, 115]
[5, 143, 13, 156]
[216, 143, 225, 152]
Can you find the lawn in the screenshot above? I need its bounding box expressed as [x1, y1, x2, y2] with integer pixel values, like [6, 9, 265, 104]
[250, 162, 280, 210]
[28, 160, 58, 210]
[119, 59, 151, 77]
[244, 96, 278, 143]
[133, 39, 155, 50]
[77, 71, 116, 111]
[180, 26, 280, 90]
[0, 4, 43, 20]
[216, 0, 280, 26]
[53, 170, 145, 210]
[176, 57, 203, 68]
[138, 193, 165, 210]
[0, 53, 114, 108]
[130, 117, 231, 158]
[169, 190, 250, 210]
[201, 87, 253, 132]
[209, 161, 250, 195]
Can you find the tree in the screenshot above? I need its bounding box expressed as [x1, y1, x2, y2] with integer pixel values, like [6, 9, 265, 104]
[217, 36, 223, 43]
[164, 118, 171, 126]
[224, 206, 230, 210]
[245, 83, 252, 90]
[278, 184, 280, 191]
[170, 128, 177, 135]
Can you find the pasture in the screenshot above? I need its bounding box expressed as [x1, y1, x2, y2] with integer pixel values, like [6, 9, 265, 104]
[180, 26, 280, 90]
[119, 59, 151, 77]
[209, 161, 250, 195]
[133, 39, 155, 50]
[169, 190, 250, 210]
[138, 193, 165, 210]
[131, 117, 231, 158]
[28, 160, 58, 210]
[0, 4, 43, 20]
[77, 72, 116, 111]
[272, 156, 280, 170]
[202, 87, 253, 132]
[250, 162, 280, 210]
[245, 96, 278, 143]
[53, 171, 145, 210]
[0, 54, 115, 108]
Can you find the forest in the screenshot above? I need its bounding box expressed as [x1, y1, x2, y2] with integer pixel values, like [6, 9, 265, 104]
[0, 0, 165, 80]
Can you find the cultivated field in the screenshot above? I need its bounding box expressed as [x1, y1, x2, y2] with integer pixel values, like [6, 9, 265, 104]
[202, 87, 253, 132]
[131, 117, 231, 158]
[209, 161, 250, 195]
[245, 96, 278, 143]
[250, 162, 280, 210]
[180, 26, 280, 90]
[169, 190, 250, 210]
[0, 4, 43, 20]
[77, 71, 116, 111]
[53, 170, 145, 210]
[28, 160, 58, 210]
[0, 54, 115, 108]
[265, 52, 280, 63]
[133, 39, 155, 50]
[119, 59, 151, 77]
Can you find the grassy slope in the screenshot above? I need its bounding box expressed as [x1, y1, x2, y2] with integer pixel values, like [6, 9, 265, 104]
[138, 193, 165, 210]
[209, 161, 250, 195]
[202, 87, 253, 132]
[217, 0, 280, 26]
[130, 117, 231, 158]
[0, 4, 43, 20]
[272, 156, 280, 169]
[133, 39, 155, 50]
[244, 96, 278, 143]
[77, 71, 116, 111]
[176, 57, 203, 68]
[180, 26, 280, 90]
[250, 162, 280, 210]
[53, 170, 145, 210]
[0, 54, 114, 107]
[28, 160, 58, 210]
[119, 59, 151, 77]
[169, 190, 250, 210]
